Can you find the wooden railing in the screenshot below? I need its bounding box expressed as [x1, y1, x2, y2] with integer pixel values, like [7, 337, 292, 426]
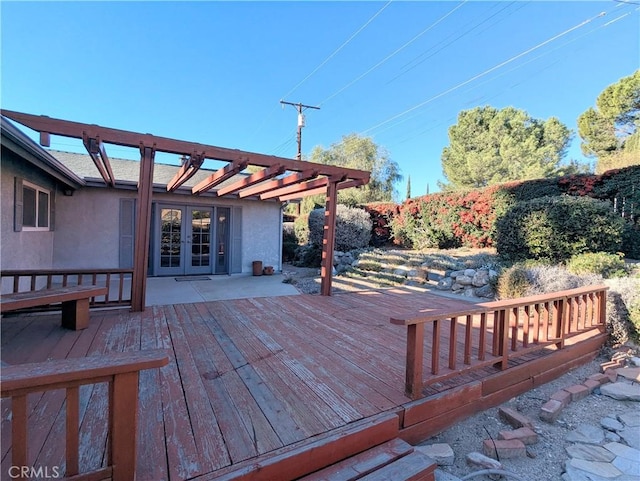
[0, 350, 169, 481]
[1, 269, 133, 310]
[391, 285, 608, 398]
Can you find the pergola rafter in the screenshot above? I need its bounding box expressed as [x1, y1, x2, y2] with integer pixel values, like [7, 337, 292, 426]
[216, 164, 286, 197]
[1, 109, 372, 307]
[260, 177, 331, 200]
[167, 152, 205, 191]
[191, 159, 248, 195]
[82, 134, 116, 187]
[277, 179, 365, 202]
[237, 169, 318, 198]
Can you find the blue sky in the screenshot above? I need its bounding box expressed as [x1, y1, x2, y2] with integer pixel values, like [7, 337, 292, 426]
[1, 1, 638, 199]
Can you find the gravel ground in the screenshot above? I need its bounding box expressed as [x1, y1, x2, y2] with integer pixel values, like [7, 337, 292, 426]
[425, 356, 637, 480]
[281, 263, 639, 481]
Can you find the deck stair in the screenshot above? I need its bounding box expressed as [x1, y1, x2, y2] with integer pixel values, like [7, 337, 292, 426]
[298, 438, 436, 481]
[205, 412, 436, 481]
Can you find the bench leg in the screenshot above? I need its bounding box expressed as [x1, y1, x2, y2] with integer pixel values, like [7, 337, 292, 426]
[61, 299, 90, 330]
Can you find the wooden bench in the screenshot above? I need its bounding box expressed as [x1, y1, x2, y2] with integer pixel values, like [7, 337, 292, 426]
[1, 350, 169, 481]
[0, 285, 108, 330]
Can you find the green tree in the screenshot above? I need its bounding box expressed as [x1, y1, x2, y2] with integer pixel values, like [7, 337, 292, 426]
[309, 133, 402, 207]
[577, 70, 640, 173]
[406, 176, 412, 200]
[440, 106, 574, 190]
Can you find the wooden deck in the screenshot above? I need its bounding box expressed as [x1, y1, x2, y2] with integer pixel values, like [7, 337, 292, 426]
[0, 288, 605, 480]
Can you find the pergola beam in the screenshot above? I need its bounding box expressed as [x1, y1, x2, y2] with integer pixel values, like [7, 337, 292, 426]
[0, 110, 370, 182]
[191, 160, 248, 195]
[217, 164, 286, 197]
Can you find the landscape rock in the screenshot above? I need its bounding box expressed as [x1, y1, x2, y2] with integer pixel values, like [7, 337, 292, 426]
[436, 277, 454, 290]
[465, 452, 502, 470]
[618, 428, 640, 449]
[474, 284, 494, 298]
[566, 424, 605, 445]
[455, 275, 473, 286]
[600, 382, 640, 401]
[616, 367, 640, 382]
[565, 444, 616, 462]
[617, 411, 640, 427]
[566, 458, 623, 479]
[415, 443, 455, 466]
[471, 269, 490, 287]
[600, 417, 624, 432]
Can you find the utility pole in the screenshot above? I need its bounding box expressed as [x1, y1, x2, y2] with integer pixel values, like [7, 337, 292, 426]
[280, 100, 320, 160]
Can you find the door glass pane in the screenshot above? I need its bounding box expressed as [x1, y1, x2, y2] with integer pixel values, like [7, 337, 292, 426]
[160, 208, 182, 268]
[191, 209, 211, 268]
[216, 208, 230, 274]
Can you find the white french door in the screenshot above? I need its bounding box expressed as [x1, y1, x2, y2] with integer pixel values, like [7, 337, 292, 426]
[155, 205, 230, 276]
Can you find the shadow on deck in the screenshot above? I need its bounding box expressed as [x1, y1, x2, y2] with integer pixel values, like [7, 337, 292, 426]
[0, 287, 606, 481]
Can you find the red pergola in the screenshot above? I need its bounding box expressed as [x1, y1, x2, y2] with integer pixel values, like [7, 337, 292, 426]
[2, 110, 371, 311]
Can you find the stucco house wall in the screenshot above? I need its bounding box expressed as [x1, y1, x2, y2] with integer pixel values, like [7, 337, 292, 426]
[52, 187, 134, 269]
[1, 151, 57, 270]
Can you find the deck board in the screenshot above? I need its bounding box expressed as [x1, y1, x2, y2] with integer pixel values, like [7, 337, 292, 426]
[1, 287, 599, 480]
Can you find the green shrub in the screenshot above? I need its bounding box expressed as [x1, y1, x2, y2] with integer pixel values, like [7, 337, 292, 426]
[622, 224, 640, 260]
[308, 205, 372, 251]
[293, 214, 310, 245]
[293, 244, 322, 267]
[566, 252, 627, 279]
[605, 277, 640, 346]
[497, 264, 531, 299]
[282, 223, 298, 262]
[496, 195, 626, 263]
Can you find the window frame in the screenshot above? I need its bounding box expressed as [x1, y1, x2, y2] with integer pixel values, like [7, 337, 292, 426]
[21, 180, 51, 231]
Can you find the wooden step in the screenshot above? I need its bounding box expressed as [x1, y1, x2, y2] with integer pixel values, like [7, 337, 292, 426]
[201, 412, 400, 481]
[359, 451, 436, 481]
[298, 438, 414, 481]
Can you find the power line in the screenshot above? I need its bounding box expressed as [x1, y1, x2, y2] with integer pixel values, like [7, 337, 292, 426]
[361, 10, 609, 136]
[249, 2, 392, 155]
[318, 1, 468, 106]
[280, 0, 393, 102]
[377, 3, 638, 144]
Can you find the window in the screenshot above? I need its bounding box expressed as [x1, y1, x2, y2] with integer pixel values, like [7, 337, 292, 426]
[22, 181, 50, 230]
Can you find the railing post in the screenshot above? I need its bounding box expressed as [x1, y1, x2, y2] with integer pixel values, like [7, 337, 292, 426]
[500, 309, 509, 370]
[555, 298, 566, 349]
[111, 371, 140, 481]
[405, 323, 424, 399]
[597, 289, 607, 330]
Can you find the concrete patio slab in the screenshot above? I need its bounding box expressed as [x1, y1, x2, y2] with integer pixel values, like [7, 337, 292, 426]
[144, 273, 299, 306]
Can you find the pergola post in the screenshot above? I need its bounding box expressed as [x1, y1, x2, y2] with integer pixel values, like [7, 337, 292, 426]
[131, 146, 155, 312]
[320, 179, 339, 296]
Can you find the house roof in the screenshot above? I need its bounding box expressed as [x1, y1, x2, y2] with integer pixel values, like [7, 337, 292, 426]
[1, 117, 85, 190]
[1, 110, 371, 202]
[49, 150, 252, 196]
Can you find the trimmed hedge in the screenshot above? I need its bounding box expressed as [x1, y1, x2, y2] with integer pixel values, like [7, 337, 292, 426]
[388, 165, 639, 256]
[308, 205, 372, 251]
[495, 196, 626, 262]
